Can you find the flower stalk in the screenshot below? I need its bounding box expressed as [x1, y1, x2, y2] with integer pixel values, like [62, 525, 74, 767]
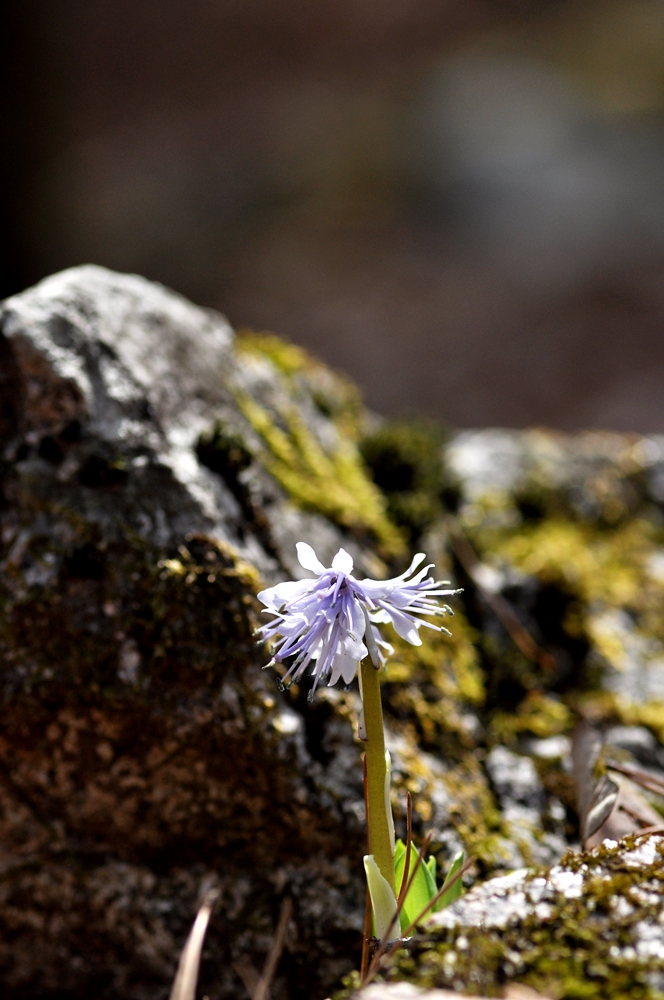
[360, 657, 395, 893]
[256, 541, 464, 942]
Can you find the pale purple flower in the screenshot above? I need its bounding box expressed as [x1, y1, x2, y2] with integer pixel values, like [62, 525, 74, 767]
[256, 542, 461, 698]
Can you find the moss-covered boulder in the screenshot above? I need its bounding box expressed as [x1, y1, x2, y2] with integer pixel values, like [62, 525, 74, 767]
[4, 267, 664, 1000]
[357, 835, 664, 1000]
[0, 266, 393, 1000]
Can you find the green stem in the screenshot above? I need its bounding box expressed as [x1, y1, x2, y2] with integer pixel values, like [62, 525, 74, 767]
[360, 658, 395, 893]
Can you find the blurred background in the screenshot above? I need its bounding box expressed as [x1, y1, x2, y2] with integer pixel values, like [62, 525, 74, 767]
[4, 0, 664, 431]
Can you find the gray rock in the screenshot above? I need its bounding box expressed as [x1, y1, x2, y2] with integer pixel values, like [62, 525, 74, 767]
[8, 267, 664, 1000]
[484, 746, 565, 867]
[485, 746, 545, 811]
[1, 265, 375, 585]
[384, 836, 664, 997]
[0, 266, 379, 1000]
[605, 725, 659, 766]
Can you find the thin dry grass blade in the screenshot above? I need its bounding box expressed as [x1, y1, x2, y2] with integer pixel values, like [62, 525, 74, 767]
[253, 897, 292, 1000]
[607, 759, 664, 797]
[448, 523, 555, 672]
[360, 888, 372, 981]
[169, 888, 219, 1000]
[233, 960, 261, 999]
[572, 719, 620, 845]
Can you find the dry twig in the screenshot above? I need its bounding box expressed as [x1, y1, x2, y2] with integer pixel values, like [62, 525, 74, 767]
[606, 759, 664, 798]
[253, 897, 292, 1000]
[448, 523, 556, 672]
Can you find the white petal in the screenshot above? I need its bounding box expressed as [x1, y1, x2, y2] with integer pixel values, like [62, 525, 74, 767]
[331, 547, 354, 575]
[271, 615, 308, 636]
[340, 650, 361, 684]
[400, 552, 426, 579]
[329, 650, 351, 685]
[372, 623, 392, 649]
[308, 639, 323, 660]
[258, 579, 311, 609]
[342, 634, 368, 660]
[368, 608, 391, 624]
[364, 608, 383, 667]
[387, 607, 422, 645]
[361, 555, 432, 600]
[381, 590, 414, 610]
[329, 637, 364, 685]
[347, 598, 366, 639]
[361, 579, 392, 600]
[296, 542, 326, 574]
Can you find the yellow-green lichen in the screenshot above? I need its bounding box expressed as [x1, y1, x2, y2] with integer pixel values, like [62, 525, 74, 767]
[490, 691, 573, 747]
[461, 505, 664, 718]
[488, 518, 654, 609]
[234, 389, 405, 559]
[383, 616, 484, 753]
[236, 330, 364, 438]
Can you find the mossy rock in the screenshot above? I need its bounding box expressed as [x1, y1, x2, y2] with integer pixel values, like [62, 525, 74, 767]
[351, 835, 664, 1000]
[5, 269, 664, 1000]
[0, 267, 381, 1000]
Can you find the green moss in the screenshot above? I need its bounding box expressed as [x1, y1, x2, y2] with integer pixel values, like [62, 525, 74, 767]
[0, 512, 264, 709]
[383, 615, 484, 754]
[487, 518, 653, 610]
[490, 691, 573, 747]
[360, 420, 447, 544]
[236, 330, 364, 437]
[458, 499, 664, 716]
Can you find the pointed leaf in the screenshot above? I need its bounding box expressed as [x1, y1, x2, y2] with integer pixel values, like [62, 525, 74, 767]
[394, 842, 437, 931]
[394, 838, 406, 869]
[572, 720, 620, 842]
[435, 851, 465, 911]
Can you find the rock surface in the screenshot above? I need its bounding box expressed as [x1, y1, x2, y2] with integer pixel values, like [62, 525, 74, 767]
[3, 267, 664, 1000]
[364, 835, 664, 999]
[0, 266, 388, 1000]
[357, 987, 549, 1000]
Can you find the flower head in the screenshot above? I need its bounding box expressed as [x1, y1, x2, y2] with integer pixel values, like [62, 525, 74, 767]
[257, 542, 461, 697]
